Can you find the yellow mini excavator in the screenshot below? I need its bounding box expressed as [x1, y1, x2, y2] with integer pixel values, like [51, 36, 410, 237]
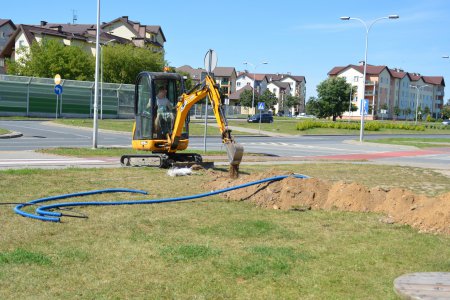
[120, 71, 243, 176]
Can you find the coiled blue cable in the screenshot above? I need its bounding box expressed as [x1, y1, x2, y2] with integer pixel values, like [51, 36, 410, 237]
[15, 174, 309, 222]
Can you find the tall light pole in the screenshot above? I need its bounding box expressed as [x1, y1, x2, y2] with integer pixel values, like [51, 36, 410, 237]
[243, 61, 268, 113]
[92, 0, 101, 149]
[340, 15, 399, 142]
[410, 84, 428, 124]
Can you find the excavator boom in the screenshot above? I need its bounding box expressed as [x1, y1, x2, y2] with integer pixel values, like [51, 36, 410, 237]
[170, 75, 243, 168]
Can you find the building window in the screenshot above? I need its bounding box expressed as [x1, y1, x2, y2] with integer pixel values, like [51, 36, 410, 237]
[237, 82, 241, 87]
[353, 76, 359, 82]
[0, 31, 4, 39]
[0, 58, 4, 67]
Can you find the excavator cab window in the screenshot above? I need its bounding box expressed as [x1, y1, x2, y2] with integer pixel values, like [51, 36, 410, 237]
[134, 72, 188, 141]
[134, 74, 153, 140]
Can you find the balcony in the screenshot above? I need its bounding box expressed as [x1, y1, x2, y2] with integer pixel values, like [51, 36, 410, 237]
[364, 90, 377, 96]
[365, 80, 376, 85]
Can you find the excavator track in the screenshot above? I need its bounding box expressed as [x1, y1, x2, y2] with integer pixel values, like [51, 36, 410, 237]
[120, 153, 213, 169]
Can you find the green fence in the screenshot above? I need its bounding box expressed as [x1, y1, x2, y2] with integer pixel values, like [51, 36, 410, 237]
[0, 75, 135, 118]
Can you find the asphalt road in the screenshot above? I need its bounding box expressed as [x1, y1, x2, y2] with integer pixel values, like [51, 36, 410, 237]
[0, 120, 449, 171]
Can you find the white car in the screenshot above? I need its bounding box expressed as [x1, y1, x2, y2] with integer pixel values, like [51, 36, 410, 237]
[295, 113, 317, 119]
[442, 119, 450, 126]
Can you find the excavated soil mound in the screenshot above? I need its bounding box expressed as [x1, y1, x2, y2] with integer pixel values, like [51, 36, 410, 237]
[205, 170, 450, 235]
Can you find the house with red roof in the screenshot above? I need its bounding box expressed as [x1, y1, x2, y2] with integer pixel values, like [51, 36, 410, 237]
[236, 72, 306, 115]
[0, 19, 16, 73]
[0, 16, 165, 74]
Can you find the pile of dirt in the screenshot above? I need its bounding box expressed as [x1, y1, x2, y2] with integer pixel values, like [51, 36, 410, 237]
[205, 170, 450, 235]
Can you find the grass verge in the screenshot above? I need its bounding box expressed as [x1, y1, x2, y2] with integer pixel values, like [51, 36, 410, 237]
[368, 137, 450, 148]
[0, 128, 10, 135]
[37, 147, 229, 157]
[53, 119, 254, 136]
[1, 164, 449, 299]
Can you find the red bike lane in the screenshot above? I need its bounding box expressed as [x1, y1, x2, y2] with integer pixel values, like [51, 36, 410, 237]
[308, 148, 450, 161]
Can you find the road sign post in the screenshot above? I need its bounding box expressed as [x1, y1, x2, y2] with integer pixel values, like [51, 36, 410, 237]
[257, 102, 265, 134]
[54, 81, 63, 119]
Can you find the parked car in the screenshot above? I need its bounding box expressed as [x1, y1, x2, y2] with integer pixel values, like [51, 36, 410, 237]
[247, 113, 273, 123]
[442, 119, 450, 126]
[295, 113, 317, 119]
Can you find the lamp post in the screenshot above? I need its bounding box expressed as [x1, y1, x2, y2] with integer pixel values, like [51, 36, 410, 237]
[410, 84, 428, 124]
[243, 61, 268, 114]
[92, 0, 101, 149]
[340, 15, 399, 142]
[100, 39, 115, 119]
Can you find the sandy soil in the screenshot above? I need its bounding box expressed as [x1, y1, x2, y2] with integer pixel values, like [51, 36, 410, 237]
[205, 170, 450, 235]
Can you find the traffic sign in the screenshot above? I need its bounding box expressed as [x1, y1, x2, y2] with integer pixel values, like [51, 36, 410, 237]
[204, 49, 217, 74]
[54, 84, 63, 95]
[360, 99, 368, 115]
[257, 102, 265, 110]
[54, 74, 61, 85]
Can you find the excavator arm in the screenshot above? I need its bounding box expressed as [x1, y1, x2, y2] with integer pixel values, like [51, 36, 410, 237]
[169, 75, 243, 169]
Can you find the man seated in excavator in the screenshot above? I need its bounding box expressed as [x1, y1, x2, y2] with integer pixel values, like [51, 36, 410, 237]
[121, 71, 243, 177]
[150, 83, 174, 138]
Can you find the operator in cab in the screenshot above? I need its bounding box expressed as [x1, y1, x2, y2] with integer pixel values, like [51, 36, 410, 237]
[150, 84, 174, 138]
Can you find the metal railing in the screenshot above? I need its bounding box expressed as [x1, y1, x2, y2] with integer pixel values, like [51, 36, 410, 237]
[0, 74, 134, 118]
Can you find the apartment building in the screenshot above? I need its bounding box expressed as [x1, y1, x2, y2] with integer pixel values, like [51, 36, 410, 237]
[328, 63, 445, 120]
[176, 65, 237, 100]
[0, 16, 165, 70]
[236, 72, 306, 115]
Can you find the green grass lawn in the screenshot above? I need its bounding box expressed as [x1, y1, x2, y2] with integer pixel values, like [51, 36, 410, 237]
[53, 118, 253, 136]
[368, 137, 450, 148]
[229, 119, 450, 135]
[38, 147, 229, 157]
[1, 164, 449, 299]
[48, 118, 450, 137]
[0, 128, 10, 135]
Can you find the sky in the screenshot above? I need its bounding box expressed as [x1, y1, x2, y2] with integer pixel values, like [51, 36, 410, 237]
[3, 0, 450, 100]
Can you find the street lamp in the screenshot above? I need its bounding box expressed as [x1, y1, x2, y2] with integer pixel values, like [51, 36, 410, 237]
[243, 61, 268, 113]
[100, 39, 116, 119]
[92, 0, 101, 149]
[410, 84, 428, 124]
[340, 14, 399, 142]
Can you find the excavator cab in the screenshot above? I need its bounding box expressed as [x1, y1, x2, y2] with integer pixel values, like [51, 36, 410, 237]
[132, 72, 189, 152]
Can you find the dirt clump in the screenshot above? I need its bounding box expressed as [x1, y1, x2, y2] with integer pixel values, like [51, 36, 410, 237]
[205, 170, 450, 235]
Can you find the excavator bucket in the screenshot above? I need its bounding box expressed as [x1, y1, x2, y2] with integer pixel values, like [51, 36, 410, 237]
[225, 142, 244, 166]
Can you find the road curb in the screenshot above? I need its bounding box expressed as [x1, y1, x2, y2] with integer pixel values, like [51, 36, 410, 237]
[0, 131, 23, 139]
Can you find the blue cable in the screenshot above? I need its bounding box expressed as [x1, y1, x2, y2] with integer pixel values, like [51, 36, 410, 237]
[14, 189, 148, 222]
[15, 174, 309, 222]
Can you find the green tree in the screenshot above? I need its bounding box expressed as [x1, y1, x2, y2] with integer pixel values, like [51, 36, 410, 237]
[393, 105, 401, 120]
[305, 96, 320, 116]
[7, 38, 94, 80]
[404, 107, 412, 120]
[259, 89, 278, 108]
[239, 89, 255, 107]
[285, 95, 301, 110]
[176, 71, 194, 91]
[441, 105, 450, 119]
[102, 44, 165, 84]
[315, 77, 352, 121]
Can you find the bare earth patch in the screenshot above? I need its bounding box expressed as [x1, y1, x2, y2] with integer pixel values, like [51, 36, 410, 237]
[205, 170, 450, 235]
